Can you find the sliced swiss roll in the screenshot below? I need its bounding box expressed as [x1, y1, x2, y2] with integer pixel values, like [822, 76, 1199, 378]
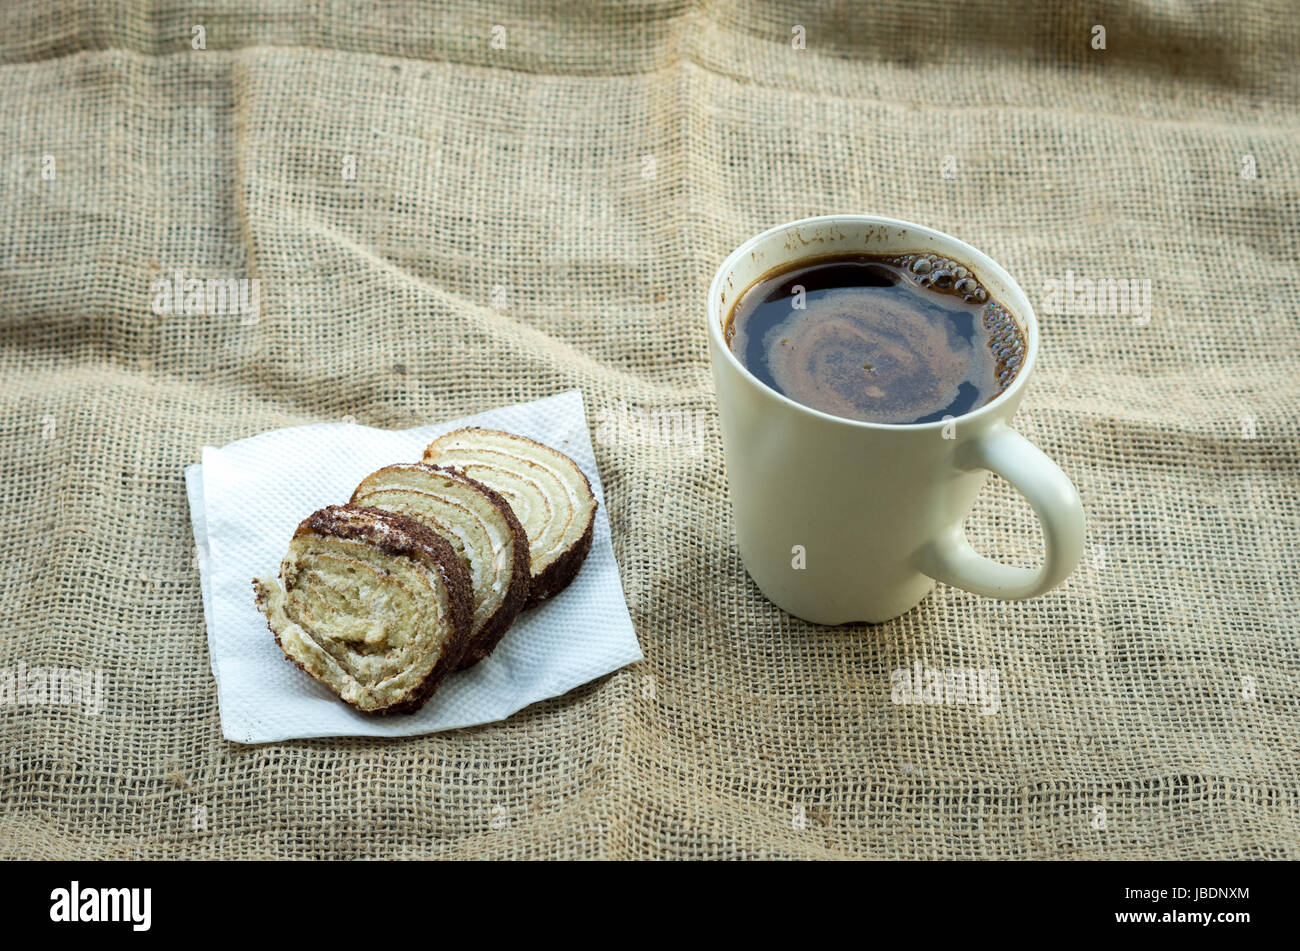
[350, 463, 530, 669]
[422, 428, 597, 606]
[253, 504, 473, 714]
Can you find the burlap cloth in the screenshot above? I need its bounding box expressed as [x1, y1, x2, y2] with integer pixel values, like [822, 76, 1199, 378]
[1, 1, 1296, 859]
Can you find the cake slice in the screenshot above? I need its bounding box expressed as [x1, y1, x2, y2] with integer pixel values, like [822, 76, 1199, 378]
[351, 463, 530, 669]
[253, 504, 473, 714]
[422, 428, 597, 605]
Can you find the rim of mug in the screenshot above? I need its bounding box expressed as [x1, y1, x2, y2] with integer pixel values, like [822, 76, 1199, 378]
[707, 214, 1039, 431]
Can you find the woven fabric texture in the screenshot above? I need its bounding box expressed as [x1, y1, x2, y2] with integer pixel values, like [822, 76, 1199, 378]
[0, 1, 1296, 859]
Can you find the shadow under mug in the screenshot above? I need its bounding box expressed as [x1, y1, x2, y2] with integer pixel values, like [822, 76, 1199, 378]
[707, 215, 1084, 624]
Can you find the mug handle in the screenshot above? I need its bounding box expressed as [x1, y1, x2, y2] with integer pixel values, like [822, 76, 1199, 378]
[916, 423, 1084, 600]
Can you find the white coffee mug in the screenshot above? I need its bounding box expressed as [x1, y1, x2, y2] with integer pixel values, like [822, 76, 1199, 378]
[707, 215, 1084, 624]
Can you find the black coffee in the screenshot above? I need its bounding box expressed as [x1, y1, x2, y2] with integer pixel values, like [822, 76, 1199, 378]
[724, 252, 1025, 425]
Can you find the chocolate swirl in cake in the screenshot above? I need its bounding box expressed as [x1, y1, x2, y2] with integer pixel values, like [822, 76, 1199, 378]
[351, 463, 531, 670]
[253, 504, 474, 714]
[423, 428, 597, 606]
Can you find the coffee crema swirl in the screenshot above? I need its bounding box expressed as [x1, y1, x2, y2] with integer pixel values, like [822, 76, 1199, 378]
[724, 253, 1025, 425]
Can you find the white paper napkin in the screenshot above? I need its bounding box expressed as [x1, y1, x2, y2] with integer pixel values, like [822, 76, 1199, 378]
[184, 389, 642, 743]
